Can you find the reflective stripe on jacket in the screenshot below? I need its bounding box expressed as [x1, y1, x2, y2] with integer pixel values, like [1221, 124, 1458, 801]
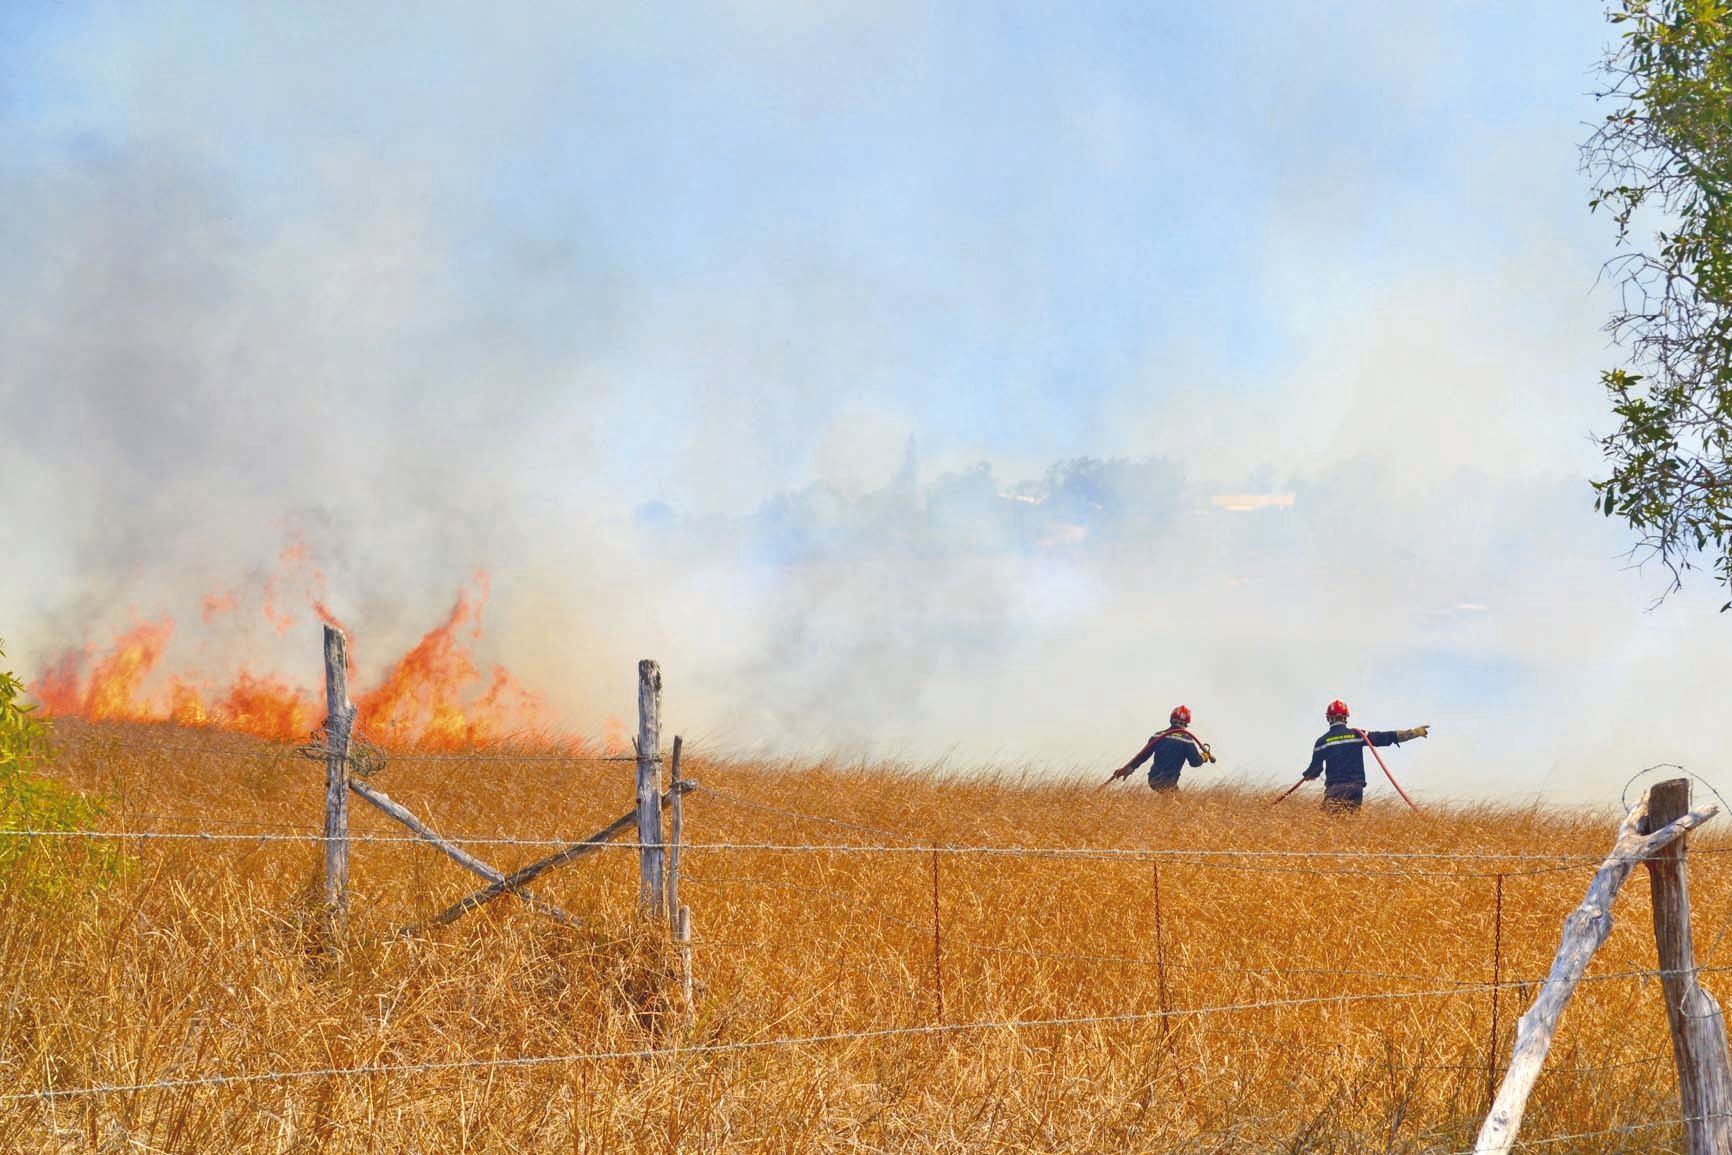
[1305, 724, 1401, 786]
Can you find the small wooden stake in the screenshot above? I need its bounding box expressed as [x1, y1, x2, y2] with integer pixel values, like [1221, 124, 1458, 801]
[636, 660, 664, 914]
[931, 845, 945, 1024]
[1487, 873, 1504, 1107]
[1643, 779, 1732, 1155]
[665, 735, 684, 925]
[321, 625, 355, 938]
[1153, 862, 1172, 1054]
[676, 904, 694, 1020]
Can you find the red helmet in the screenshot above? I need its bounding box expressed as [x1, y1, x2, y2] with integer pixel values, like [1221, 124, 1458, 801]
[1326, 699, 1350, 722]
[1169, 705, 1192, 727]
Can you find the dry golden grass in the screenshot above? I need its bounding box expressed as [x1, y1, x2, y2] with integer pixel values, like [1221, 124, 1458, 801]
[2, 720, 1728, 1153]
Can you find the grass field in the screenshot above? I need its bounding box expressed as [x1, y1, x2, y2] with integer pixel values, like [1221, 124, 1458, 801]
[1, 720, 1726, 1153]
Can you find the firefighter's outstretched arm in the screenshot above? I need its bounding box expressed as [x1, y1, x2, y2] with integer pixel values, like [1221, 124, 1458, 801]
[1107, 736, 1159, 782]
[1371, 726, 1432, 746]
[1301, 745, 1325, 780]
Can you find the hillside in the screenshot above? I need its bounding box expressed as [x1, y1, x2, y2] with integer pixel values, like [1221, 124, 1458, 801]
[1, 720, 1724, 1153]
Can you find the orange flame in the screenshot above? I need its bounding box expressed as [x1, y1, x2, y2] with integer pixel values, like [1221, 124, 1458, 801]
[32, 620, 177, 723]
[30, 618, 324, 743]
[32, 561, 561, 749]
[352, 579, 551, 749]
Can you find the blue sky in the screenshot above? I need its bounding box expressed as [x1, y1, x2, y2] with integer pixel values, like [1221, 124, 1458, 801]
[2, 2, 1722, 804]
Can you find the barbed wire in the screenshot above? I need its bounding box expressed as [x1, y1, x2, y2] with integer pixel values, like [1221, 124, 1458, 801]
[0, 826, 1627, 880]
[49, 737, 294, 759]
[0, 826, 1670, 883]
[47, 731, 650, 765]
[1620, 762, 1732, 817]
[360, 749, 649, 765]
[0, 828, 624, 848]
[1448, 1109, 1732, 1153]
[0, 974, 1656, 1105]
[28, 789, 1730, 878]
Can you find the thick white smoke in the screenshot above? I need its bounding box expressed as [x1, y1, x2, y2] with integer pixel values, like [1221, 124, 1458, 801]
[2, 2, 1726, 806]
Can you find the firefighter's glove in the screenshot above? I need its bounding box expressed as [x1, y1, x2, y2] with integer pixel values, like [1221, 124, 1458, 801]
[1396, 725, 1431, 742]
[1301, 769, 1321, 781]
[1201, 744, 1216, 764]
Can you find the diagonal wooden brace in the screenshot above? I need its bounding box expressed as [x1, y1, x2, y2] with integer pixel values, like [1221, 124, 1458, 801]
[406, 779, 698, 934]
[347, 779, 581, 929]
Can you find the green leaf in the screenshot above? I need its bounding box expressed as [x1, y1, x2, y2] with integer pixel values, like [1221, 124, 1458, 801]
[1587, 1, 1732, 604]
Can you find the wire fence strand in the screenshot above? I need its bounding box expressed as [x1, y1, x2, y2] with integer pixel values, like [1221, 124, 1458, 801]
[0, 973, 1663, 1105]
[0, 826, 1626, 874]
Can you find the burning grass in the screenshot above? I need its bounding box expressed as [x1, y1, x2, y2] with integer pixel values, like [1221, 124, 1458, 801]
[30, 573, 559, 750]
[0, 721, 1724, 1152]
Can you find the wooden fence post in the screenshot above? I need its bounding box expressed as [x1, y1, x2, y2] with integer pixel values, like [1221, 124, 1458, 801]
[665, 735, 684, 925]
[322, 625, 356, 937]
[636, 660, 664, 913]
[1474, 786, 1719, 1154]
[1643, 778, 1732, 1155]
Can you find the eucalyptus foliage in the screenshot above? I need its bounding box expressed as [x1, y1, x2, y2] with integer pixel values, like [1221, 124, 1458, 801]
[1587, 1, 1732, 605]
[0, 639, 107, 891]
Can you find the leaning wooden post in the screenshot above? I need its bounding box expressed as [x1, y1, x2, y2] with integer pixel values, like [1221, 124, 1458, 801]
[665, 735, 684, 925]
[1474, 786, 1720, 1155]
[321, 625, 356, 937]
[636, 660, 664, 913]
[1643, 778, 1732, 1155]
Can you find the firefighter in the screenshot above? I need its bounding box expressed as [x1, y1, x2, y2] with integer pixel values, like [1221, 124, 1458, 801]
[1302, 699, 1429, 811]
[1105, 705, 1216, 793]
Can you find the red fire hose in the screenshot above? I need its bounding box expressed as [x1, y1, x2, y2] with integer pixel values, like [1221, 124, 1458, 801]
[1359, 728, 1420, 813]
[1271, 729, 1420, 812]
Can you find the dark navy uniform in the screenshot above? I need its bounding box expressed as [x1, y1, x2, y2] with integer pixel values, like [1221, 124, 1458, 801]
[1302, 724, 1405, 810]
[1125, 727, 1209, 792]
